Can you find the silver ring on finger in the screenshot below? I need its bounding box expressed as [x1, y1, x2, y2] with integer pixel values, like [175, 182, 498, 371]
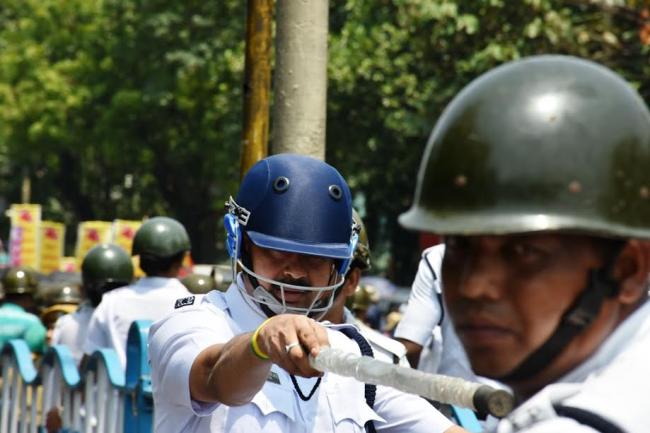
[285, 341, 301, 354]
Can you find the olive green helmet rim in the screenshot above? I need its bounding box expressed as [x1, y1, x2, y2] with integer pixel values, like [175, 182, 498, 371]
[399, 207, 650, 239]
[400, 55, 650, 241]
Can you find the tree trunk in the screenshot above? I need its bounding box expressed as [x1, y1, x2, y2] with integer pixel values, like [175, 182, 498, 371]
[240, 0, 274, 179]
[271, 0, 329, 160]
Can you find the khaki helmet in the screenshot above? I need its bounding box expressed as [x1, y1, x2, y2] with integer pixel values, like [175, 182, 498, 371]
[2, 267, 38, 295]
[400, 55, 650, 239]
[352, 209, 371, 271]
[350, 284, 380, 311]
[384, 311, 402, 333]
[40, 303, 78, 328]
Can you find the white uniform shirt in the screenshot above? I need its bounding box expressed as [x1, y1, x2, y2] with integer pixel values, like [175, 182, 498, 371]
[84, 277, 189, 367]
[342, 308, 409, 366]
[148, 281, 455, 433]
[393, 244, 476, 381]
[51, 301, 94, 365]
[495, 300, 650, 433]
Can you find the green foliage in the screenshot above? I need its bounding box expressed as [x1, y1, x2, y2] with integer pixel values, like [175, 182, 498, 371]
[327, 0, 650, 283]
[0, 0, 648, 273]
[0, 0, 245, 259]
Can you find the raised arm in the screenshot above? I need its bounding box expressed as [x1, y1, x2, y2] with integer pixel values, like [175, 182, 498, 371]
[189, 314, 329, 406]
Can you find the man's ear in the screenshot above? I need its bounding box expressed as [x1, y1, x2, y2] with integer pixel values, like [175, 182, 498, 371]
[613, 240, 650, 305]
[343, 267, 361, 297]
[242, 236, 251, 253]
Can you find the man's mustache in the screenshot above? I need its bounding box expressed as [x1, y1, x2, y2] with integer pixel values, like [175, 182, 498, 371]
[273, 277, 311, 288]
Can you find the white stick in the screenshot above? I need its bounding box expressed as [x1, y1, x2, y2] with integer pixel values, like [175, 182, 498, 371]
[310, 347, 513, 418]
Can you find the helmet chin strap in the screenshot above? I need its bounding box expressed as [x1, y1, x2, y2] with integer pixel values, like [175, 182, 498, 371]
[498, 246, 623, 383]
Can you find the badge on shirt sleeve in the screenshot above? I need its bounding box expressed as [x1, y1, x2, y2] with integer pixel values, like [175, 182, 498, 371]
[174, 296, 195, 309]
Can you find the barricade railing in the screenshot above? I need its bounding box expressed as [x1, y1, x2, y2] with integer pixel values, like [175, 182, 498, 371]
[0, 320, 152, 433]
[1, 320, 484, 432]
[123, 321, 153, 433]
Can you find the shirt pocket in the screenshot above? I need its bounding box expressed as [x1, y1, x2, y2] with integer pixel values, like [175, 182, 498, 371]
[218, 383, 297, 433]
[251, 382, 297, 421]
[326, 382, 384, 433]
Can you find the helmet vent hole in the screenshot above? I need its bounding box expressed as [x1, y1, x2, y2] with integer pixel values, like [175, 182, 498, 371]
[273, 176, 290, 193]
[328, 185, 343, 200]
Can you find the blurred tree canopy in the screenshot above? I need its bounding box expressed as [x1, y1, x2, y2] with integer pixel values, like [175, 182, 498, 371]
[0, 0, 649, 281]
[0, 0, 245, 260]
[327, 0, 650, 282]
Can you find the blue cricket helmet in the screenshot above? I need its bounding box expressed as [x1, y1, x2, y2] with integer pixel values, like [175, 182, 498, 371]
[233, 153, 354, 260]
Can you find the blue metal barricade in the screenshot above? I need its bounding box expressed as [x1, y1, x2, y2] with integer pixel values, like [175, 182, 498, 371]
[0, 321, 152, 433]
[40, 345, 83, 432]
[123, 320, 153, 433]
[1, 339, 38, 433]
[1, 320, 485, 432]
[83, 349, 125, 433]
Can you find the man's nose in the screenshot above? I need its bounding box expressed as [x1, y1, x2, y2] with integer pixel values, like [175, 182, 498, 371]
[457, 238, 507, 301]
[281, 253, 309, 279]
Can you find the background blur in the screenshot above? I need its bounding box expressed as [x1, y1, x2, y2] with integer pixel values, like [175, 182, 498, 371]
[0, 0, 648, 284]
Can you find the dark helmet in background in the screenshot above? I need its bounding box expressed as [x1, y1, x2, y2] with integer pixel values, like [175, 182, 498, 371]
[2, 267, 39, 296]
[45, 284, 82, 306]
[181, 273, 218, 294]
[82, 243, 134, 307]
[132, 217, 191, 258]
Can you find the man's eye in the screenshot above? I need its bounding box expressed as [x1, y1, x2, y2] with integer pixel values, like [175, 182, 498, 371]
[445, 236, 468, 252]
[511, 243, 545, 260]
[305, 256, 330, 268]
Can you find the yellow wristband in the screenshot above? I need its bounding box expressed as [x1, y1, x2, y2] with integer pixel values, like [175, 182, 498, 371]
[250, 318, 272, 360]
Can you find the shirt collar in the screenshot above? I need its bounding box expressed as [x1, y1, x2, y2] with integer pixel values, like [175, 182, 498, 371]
[343, 307, 355, 325]
[133, 276, 185, 290]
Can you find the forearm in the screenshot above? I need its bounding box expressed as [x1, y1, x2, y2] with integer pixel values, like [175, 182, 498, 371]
[190, 332, 271, 406]
[189, 314, 329, 406]
[396, 338, 423, 368]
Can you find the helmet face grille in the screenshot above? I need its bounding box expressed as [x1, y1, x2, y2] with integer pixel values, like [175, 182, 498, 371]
[235, 259, 344, 320]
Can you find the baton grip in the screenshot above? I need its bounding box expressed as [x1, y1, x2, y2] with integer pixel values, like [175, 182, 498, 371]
[472, 385, 514, 418]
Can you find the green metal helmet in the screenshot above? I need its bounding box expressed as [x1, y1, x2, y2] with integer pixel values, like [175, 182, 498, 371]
[82, 244, 134, 288]
[2, 267, 38, 295]
[181, 273, 218, 294]
[132, 217, 191, 258]
[400, 55, 650, 238]
[352, 209, 371, 270]
[43, 283, 82, 306]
